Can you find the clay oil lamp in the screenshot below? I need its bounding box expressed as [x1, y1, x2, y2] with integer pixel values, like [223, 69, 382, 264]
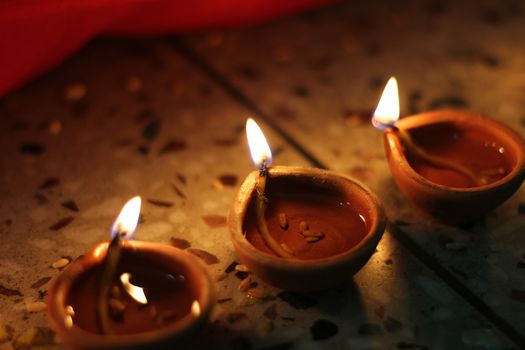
[47, 196, 215, 349]
[228, 118, 386, 292]
[373, 77, 525, 225]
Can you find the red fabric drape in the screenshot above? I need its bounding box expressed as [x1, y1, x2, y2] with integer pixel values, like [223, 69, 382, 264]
[0, 0, 333, 96]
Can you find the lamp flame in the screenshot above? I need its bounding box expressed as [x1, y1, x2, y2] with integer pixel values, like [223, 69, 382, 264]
[372, 77, 400, 130]
[246, 118, 272, 169]
[120, 273, 148, 304]
[111, 196, 141, 240]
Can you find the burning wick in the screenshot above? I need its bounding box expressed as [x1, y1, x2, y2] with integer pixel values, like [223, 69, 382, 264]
[97, 196, 142, 334]
[372, 77, 486, 186]
[246, 119, 294, 258]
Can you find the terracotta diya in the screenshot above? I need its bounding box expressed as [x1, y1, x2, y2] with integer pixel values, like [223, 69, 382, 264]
[373, 77, 525, 225]
[228, 119, 386, 292]
[47, 197, 215, 350]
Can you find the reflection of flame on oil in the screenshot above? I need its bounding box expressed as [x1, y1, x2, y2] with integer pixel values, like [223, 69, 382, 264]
[120, 273, 148, 304]
[64, 305, 75, 328]
[191, 300, 201, 317]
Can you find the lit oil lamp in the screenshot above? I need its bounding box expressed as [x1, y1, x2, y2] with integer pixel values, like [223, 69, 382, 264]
[373, 77, 525, 224]
[47, 196, 215, 349]
[228, 118, 386, 292]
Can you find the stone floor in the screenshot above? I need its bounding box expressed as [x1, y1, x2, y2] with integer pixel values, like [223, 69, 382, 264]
[1, 0, 524, 349]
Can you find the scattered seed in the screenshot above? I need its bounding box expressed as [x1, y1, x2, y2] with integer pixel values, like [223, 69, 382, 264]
[159, 139, 187, 155]
[302, 230, 324, 238]
[124, 76, 142, 92]
[305, 236, 322, 243]
[48, 120, 62, 135]
[147, 198, 173, 208]
[279, 213, 288, 230]
[31, 277, 51, 289]
[0, 284, 22, 297]
[299, 221, 309, 232]
[217, 174, 238, 187]
[171, 183, 187, 199]
[235, 271, 249, 280]
[235, 264, 249, 273]
[63, 83, 87, 101]
[201, 215, 227, 228]
[247, 288, 267, 299]
[108, 298, 126, 312]
[176, 173, 187, 185]
[142, 119, 161, 141]
[49, 217, 74, 231]
[26, 301, 47, 313]
[445, 242, 466, 251]
[52, 258, 70, 269]
[238, 277, 252, 292]
[39, 177, 60, 189]
[187, 248, 220, 265]
[38, 290, 48, 300]
[61, 200, 79, 212]
[224, 261, 239, 273]
[15, 327, 55, 347]
[170, 237, 190, 249]
[217, 298, 232, 304]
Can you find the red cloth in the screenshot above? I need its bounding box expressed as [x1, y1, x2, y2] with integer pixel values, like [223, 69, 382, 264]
[0, 0, 333, 97]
